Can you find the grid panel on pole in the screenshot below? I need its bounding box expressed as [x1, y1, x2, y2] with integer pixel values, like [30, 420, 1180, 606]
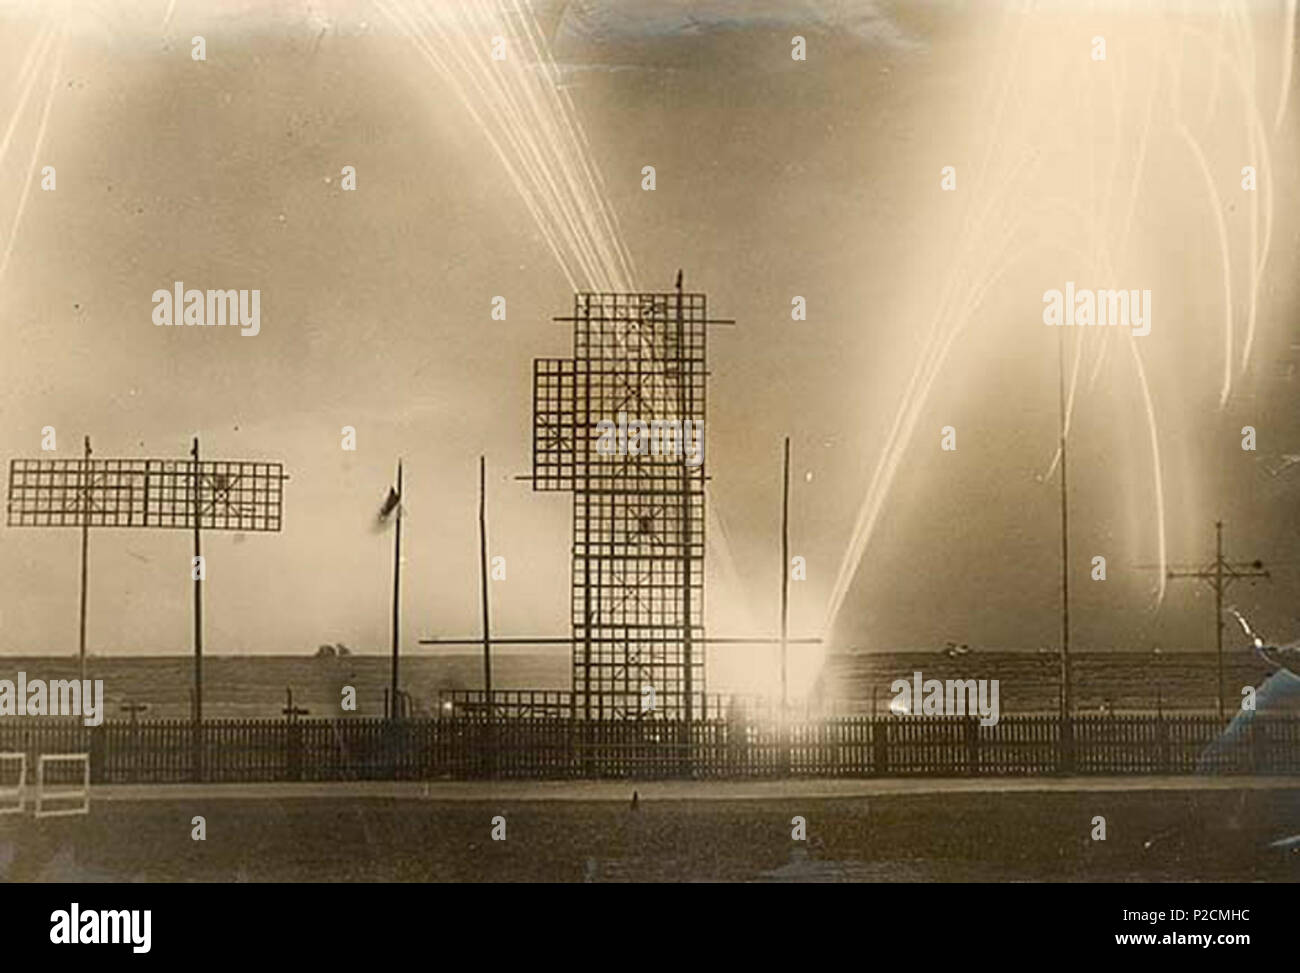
[7, 458, 287, 531]
[533, 289, 710, 721]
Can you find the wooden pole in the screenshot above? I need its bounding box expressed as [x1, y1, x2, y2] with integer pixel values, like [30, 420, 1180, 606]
[390, 459, 403, 719]
[1166, 521, 1267, 722]
[191, 435, 203, 783]
[780, 436, 791, 709]
[1215, 519, 1224, 721]
[191, 436, 203, 726]
[1057, 329, 1071, 720]
[676, 272, 694, 727]
[78, 435, 91, 685]
[479, 456, 492, 713]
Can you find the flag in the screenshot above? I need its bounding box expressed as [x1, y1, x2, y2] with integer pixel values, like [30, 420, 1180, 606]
[378, 485, 400, 522]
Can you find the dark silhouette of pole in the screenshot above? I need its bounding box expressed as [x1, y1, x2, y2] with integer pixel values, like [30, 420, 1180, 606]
[581, 360, 594, 723]
[479, 456, 492, 714]
[780, 436, 790, 709]
[1215, 522, 1223, 720]
[78, 435, 91, 684]
[1057, 329, 1071, 720]
[7, 440, 287, 736]
[190, 436, 203, 783]
[1153, 647, 1163, 716]
[282, 686, 309, 720]
[191, 435, 203, 726]
[1166, 520, 1269, 720]
[675, 270, 694, 726]
[390, 459, 403, 719]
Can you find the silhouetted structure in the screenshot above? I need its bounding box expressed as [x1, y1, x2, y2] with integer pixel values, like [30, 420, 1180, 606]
[532, 277, 729, 720]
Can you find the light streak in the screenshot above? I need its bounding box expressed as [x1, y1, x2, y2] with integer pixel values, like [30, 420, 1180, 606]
[822, 0, 1292, 640]
[1175, 120, 1234, 409]
[1276, 0, 1297, 132]
[0, 25, 63, 285]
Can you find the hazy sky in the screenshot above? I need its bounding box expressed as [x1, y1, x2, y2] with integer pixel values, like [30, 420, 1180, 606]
[0, 1, 1298, 699]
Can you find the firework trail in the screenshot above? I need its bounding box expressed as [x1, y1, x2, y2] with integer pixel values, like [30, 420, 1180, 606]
[375, 0, 635, 293]
[0, 23, 63, 285]
[376, 0, 753, 649]
[1276, 0, 1298, 132]
[1176, 121, 1234, 408]
[821, 0, 1290, 641]
[0, 24, 53, 167]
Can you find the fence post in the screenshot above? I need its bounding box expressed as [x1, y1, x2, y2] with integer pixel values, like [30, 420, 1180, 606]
[873, 718, 888, 776]
[567, 713, 576, 779]
[1058, 713, 1074, 774]
[129, 721, 142, 784]
[286, 720, 303, 782]
[190, 722, 204, 784]
[580, 717, 591, 779]
[779, 714, 792, 777]
[1156, 714, 1169, 773]
[89, 723, 106, 785]
[674, 719, 685, 779]
[964, 716, 979, 777]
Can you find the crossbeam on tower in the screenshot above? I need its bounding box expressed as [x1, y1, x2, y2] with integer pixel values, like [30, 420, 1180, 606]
[1164, 520, 1270, 721]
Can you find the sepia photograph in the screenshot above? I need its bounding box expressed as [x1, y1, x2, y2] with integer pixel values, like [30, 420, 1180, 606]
[0, 0, 1295, 955]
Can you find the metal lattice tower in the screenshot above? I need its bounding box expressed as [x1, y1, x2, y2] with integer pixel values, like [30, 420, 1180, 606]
[532, 280, 726, 721]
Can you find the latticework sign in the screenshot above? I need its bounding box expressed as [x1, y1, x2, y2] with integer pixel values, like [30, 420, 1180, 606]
[7, 458, 287, 531]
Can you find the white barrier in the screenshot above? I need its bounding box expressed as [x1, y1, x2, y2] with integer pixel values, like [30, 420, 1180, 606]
[35, 753, 90, 818]
[0, 752, 25, 815]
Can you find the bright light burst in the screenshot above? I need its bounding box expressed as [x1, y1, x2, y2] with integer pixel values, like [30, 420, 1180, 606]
[820, 0, 1295, 645]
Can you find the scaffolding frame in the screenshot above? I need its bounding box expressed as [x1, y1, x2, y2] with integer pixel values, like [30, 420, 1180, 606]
[533, 283, 726, 721]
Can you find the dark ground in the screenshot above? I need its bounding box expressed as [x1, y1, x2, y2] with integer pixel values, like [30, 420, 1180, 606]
[2, 786, 1298, 882]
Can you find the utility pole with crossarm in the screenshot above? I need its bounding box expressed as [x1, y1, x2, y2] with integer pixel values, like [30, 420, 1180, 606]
[7, 437, 288, 744]
[1165, 520, 1269, 721]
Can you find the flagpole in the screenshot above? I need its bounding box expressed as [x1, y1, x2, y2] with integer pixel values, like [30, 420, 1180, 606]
[390, 458, 402, 719]
[479, 455, 492, 714]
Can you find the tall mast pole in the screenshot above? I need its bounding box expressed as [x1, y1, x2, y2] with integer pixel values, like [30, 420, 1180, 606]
[78, 435, 91, 684]
[1058, 328, 1072, 720]
[191, 435, 203, 726]
[390, 459, 402, 718]
[479, 456, 492, 713]
[1215, 519, 1224, 721]
[677, 271, 694, 725]
[780, 436, 791, 709]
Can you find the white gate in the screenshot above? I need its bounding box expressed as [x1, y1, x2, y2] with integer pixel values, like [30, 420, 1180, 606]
[35, 753, 90, 818]
[0, 752, 25, 815]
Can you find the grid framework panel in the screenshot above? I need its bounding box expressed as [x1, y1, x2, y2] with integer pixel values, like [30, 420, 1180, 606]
[555, 290, 711, 721]
[7, 458, 287, 531]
